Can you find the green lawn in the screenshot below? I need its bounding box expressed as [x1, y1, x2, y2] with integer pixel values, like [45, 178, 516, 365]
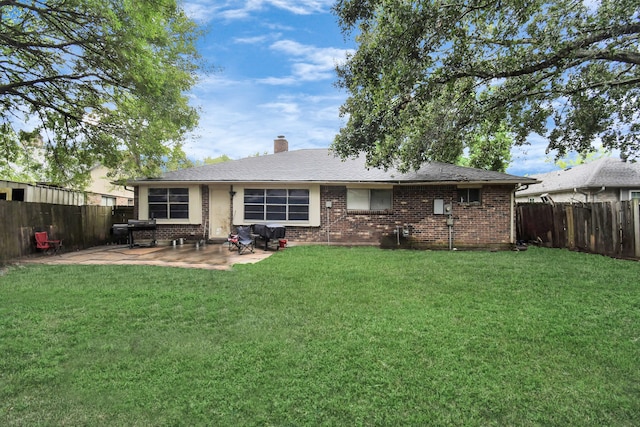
[1, 246, 639, 426]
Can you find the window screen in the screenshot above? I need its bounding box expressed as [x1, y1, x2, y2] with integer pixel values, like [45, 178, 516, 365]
[148, 188, 189, 219]
[244, 189, 309, 221]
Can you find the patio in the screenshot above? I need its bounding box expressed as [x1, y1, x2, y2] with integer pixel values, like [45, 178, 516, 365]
[19, 241, 275, 270]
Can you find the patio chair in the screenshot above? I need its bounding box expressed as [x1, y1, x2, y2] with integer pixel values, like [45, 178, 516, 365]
[235, 226, 255, 255]
[35, 231, 63, 255]
[227, 233, 239, 251]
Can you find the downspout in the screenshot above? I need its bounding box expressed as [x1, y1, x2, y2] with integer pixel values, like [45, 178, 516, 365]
[592, 186, 606, 201]
[574, 186, 605, 202]
[510, 190, 515, 244]
[229, 185, 236, 235]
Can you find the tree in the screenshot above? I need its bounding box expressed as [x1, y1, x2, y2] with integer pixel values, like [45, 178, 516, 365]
[0, 0, 201, 187]
[458, 121, 513, 172]
[165, 154, 233, 171]
[332, 0, 640, 172]
[548, 145, 612, 170]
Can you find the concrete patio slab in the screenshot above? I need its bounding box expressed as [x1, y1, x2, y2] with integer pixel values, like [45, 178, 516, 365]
[18, 242, 277, 270]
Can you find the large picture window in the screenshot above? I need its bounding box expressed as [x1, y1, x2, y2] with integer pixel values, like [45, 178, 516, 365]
[244, 189, 309, 221]
[347, 188, 392, 210]
[148, 188, 189, 219]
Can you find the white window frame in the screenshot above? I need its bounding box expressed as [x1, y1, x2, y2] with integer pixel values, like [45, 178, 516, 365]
[457, 186, 482, 203]
[347, 187, 393, 211]
[101, 196, 116, 206]
[148, 187, 190, 220]
[243, 188, 310, 222]
[234, 185, 321, 226]
[138, 185, 202, 224]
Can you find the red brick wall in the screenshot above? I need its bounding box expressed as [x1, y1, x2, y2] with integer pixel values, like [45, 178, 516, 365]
[134, 184, 515, 248]
[285, 185, 514, 249]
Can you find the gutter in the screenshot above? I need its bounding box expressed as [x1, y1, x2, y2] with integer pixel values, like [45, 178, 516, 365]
[573, 186, 605, 202]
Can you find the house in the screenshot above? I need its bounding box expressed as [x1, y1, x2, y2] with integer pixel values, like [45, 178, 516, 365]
[0, 179, 86, 205]
[129, 137, 537, 249]
[0, 166, 133, 207]
[515, 157, 640, 204]
[85, 165, 134, 206]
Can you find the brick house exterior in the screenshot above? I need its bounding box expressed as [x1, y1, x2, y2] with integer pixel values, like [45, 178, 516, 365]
[130, 141, 535, 250]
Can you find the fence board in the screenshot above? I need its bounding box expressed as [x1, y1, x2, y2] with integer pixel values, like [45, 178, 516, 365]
[0, 201, 126, 264]
[517, 202, 638, 259]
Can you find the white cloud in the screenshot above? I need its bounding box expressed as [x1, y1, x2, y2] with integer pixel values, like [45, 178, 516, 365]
[259, 40, 353, 85]
[185, 83, 348, 160]
[183, 0, 334, 22]
[259, 101, 301, 116]
[233, 35, 270, 44]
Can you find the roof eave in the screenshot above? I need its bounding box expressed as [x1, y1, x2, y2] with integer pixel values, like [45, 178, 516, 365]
[129, 178, 537, 186]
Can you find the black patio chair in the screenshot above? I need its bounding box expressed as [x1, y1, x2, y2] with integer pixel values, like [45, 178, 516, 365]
[235, 226, 255, 254]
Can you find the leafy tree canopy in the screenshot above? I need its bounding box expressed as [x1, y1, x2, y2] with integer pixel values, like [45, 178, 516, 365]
[164, 154, 233, 172]
[457, 121, 512, 172]
[548, 144, 612, 169]
[0, 0, 201, 188]
[332, 0, 640, 172]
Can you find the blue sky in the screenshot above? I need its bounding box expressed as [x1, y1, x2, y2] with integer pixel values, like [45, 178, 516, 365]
[181, 0, 558, 176]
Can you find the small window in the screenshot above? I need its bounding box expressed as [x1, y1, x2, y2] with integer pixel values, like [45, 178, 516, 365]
[101, 196, 116, 206]
[630, 190, 640, 200]
[347, 188, 392, 210]
[12, 188, 25, 201]
[148, 188, 189, 219]
[457, 188, 481, 203]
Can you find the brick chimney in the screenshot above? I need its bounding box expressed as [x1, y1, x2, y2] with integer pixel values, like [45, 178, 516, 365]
[274, 135, 288, 153]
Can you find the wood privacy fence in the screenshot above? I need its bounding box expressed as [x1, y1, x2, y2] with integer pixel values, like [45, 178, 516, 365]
[517, 201, 640, 259]
[0, 201, 134, 264]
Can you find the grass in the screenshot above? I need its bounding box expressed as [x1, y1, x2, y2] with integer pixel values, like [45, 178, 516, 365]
[1, 246, 639, 426]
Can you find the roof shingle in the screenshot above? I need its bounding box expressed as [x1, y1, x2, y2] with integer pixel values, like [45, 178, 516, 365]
[132, 149, 536, 185]
[516, 157, 640, 196]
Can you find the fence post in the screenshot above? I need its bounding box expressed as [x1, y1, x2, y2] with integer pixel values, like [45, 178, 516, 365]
[565, 205, 575, 250]
[634, 199, 640, 259]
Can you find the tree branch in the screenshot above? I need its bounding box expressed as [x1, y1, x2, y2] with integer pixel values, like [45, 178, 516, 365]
[442, 23, 640, 81]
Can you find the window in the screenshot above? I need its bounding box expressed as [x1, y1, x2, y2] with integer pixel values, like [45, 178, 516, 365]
[630, 190, 640, 200]
[347, 188, 392, 210]
[457, 188, 481, 203]
[12, 188, 25, 201]
[148, 188, 189, 219]
[244, 189, 309, 221]
[101, 196, 116, 206]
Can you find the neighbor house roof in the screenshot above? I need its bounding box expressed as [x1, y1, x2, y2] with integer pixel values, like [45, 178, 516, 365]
[131, 149, 536, 185]
[516, 157, 640, 196]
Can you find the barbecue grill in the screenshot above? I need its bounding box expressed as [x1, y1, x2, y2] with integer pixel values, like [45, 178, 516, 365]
[111, 219, 157, 248]
[252, 223, 285, 250]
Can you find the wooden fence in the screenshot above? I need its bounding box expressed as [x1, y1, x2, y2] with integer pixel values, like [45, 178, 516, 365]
[0, 201, 134, 264]
[517, 201, 640, 259]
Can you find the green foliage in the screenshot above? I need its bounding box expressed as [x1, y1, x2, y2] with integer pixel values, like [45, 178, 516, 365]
[332, 0, 640, 172]
[164, 154, 232, 171]
[548, 145, 613, 169]
[196, 154, 233, 166]
[458, 121, 513, 172]
[1, 247, 639, 425]
[0, 0, 201, 188]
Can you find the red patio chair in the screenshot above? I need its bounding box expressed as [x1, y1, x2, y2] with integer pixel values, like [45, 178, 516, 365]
[35, 231, 63, 255]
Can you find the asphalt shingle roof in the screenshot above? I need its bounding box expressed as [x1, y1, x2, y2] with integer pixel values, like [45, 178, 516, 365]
[517, 157, 640, 196]
[132, 149, 536, 185]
